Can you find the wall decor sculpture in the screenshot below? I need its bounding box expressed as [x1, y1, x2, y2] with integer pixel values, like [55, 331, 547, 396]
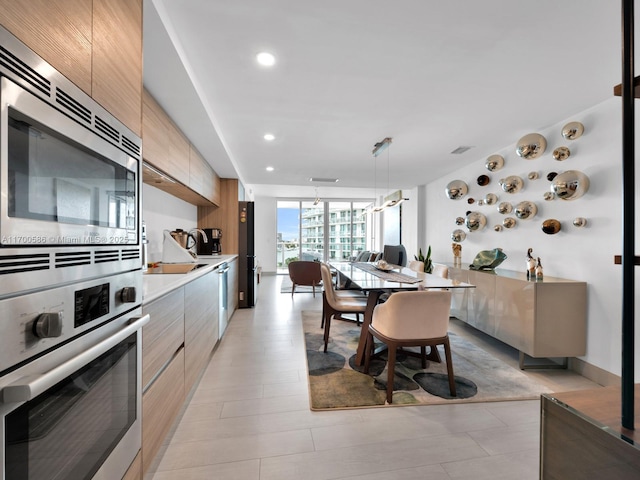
[503, 217, 517, 228]
[499, 175, 524, 194]
[497, 201, 513, 214]
[550, 170, 590, 200]
[477, 174, 490, 186]
[514, 201, 538, 220]
[528, 171, 539, 180]
[542, 219, 562, 234]
[547, 172, 558, 181]
[485, 154, 505, 172]
[573, 217, 588, 227]
[516, 133, 547, 159]
[484, 193, 498, 205]
[552, 146, 571, 161]
[543, 191, 555, 201]
[455, 216, 465, 225]
[465, 211, 487, 231]
[562, 121, 584, 140]
[445, 180, 468, 200]
[451, 229, 466, 242]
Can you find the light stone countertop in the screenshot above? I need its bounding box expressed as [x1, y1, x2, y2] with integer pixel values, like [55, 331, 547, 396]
[142, 254, 238, 304]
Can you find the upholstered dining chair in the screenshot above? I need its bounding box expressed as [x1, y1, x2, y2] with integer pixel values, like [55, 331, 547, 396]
[432, 262, 449, 279]
[287, 260, 322, 297]
[363, 290, 456, 404]
[408, 260, 425, 273]
[382, 244, 407, 267]
[319, 263, 368, 352]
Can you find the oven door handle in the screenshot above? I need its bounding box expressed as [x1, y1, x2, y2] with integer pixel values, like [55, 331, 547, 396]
[2, 314, 150, 404]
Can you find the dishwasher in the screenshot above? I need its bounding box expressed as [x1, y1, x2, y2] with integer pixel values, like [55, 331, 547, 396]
[218, 262, 230, 338]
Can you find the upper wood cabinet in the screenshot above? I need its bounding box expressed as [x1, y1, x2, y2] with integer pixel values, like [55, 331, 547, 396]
[190, 145, 221, 205]
[92, 0, 143, 135]
[142, 89, 190, 186]
[0, 0, 142, 136]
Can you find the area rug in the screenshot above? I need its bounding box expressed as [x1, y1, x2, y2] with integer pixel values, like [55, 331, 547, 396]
[302, 310, 552, 410]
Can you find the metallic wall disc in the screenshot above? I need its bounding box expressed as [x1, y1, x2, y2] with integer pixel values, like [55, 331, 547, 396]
[484, 193, 498, 205]
[455, 216, 465, 225]
[562, 121, 584, 140]
[477, 174, 490, 186]
[494, 225, 503, 232]
[573, 217, 588, 227]
[528, 171, 539, 180]
[514, 201, 537, 220]
[547, 172, 558, 181]
[516, 133, 547, 159]
[499, 175, 524, 194]
[465, 211, 487, 232]
[553, 146, 571, 161]
[451, 229, 467, 242]
[503, 217, 517, 228]
[485, 154, 505, 172]
[543, 191, 555, 201]
[445, 180, 468, 200]
[497, 201, 512, 214]
[542, 219, 562, 234]
[551, 170, 590, 201]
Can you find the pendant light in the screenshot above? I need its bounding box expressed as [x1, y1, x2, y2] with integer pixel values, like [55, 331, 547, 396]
[369, 137, 407, 213]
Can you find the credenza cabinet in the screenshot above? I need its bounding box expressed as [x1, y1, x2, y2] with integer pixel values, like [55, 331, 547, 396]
[447, 265, 587, 361]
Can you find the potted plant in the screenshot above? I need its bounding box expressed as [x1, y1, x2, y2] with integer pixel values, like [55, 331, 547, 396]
[415, 246, 433, 273]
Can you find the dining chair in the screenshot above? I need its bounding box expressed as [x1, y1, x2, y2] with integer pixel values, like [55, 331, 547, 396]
[363, 290, 456, 403]
[408, 260, 425, 273]
[432, 262, 449, 279]
[382, 244, 407, 267]
[287, 260, 322, 297]
[320, 263, 368, 352]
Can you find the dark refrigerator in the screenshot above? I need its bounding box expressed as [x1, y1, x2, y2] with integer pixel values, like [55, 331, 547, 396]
[238, 201, 257, 308]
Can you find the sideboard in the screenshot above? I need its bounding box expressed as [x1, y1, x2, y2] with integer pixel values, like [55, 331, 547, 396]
[446, 265, 587, 368]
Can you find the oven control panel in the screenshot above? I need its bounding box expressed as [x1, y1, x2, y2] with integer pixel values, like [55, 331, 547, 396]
[0, 270, 142, 374]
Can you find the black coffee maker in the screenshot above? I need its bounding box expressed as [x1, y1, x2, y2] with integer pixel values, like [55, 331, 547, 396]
[197, 228, 222, 255]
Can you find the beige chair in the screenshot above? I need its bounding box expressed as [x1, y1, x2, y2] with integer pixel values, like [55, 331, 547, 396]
[320, 263, 368, 352]
[432, 262, 449, 279]
[287, 261, 322, 297]
[363, 290, 456, 404]
[408, 260, 424, 273]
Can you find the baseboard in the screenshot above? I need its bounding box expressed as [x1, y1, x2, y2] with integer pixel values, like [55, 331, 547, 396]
[569, 357, 620, 387]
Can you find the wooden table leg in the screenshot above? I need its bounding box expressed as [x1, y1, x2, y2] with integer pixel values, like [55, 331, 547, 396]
[355, 290, 382, 366]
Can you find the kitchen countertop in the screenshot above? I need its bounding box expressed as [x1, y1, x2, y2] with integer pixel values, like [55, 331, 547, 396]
[143, 254, 237, 304]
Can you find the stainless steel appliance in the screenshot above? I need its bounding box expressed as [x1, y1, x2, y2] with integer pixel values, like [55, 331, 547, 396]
[238, 202, 257, 308]
[197, 228, 222, 255]
[217, 262, 229, 337]
[0, 24, 142, 298]
[0, 25, 146, 480]
[0, 272, 148, 480]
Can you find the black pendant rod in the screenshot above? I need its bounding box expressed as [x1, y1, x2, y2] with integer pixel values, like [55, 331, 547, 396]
[621, 0, 635, 431]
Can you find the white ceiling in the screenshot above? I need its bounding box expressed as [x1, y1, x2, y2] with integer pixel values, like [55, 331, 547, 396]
[143, 0, 621, 199]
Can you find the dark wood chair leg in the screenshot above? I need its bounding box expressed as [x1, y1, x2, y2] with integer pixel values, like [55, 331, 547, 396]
[323, 312, 332, 352]
[420, 346, 427, 368]
[386, 341, 397, 404]
[443, 337, 456, 397]
[363, 331, 373, 374]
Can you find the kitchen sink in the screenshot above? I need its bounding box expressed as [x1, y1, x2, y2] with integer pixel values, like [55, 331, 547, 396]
[145, 263, 208, 274]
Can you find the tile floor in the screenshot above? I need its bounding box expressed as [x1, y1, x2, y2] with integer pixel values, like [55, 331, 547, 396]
[146, 274, 600, 480]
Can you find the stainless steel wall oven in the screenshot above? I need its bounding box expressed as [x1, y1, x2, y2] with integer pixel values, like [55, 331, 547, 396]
[0, 24, 146, 480]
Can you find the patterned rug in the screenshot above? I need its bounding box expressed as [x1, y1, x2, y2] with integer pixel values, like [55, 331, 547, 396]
[280, 276, 319, 295]
[302, 310, 552, 410]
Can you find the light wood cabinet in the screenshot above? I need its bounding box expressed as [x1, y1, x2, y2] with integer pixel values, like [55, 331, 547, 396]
[190, 144, 221, 204]
[0, 0, 142, 136]
[184, 271, 218, 393]
[92, 0, 142, 135]
[142, 349, 185, 474]
[448, 265, 587, 361]
[198, 179, 240, 254]
[142, 89, 190, 186]
[0, 0, 92, 93]
[141, 288, 185, 390]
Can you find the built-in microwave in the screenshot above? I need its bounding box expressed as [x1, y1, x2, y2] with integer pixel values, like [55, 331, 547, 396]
[0, 25, 143, 299]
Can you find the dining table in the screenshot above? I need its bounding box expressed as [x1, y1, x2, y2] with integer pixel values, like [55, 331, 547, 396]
[329, 261, 476, 365]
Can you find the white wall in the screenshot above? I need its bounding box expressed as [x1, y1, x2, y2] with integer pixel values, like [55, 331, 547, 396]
[142, 183, 197, 263]
[424, 97, 635, 379]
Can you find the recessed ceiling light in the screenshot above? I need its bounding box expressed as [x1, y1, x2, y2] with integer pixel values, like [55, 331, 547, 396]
[263, 133, 275, 141]
[256, 52, 276, 67]
[266, 166, 274, 172]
